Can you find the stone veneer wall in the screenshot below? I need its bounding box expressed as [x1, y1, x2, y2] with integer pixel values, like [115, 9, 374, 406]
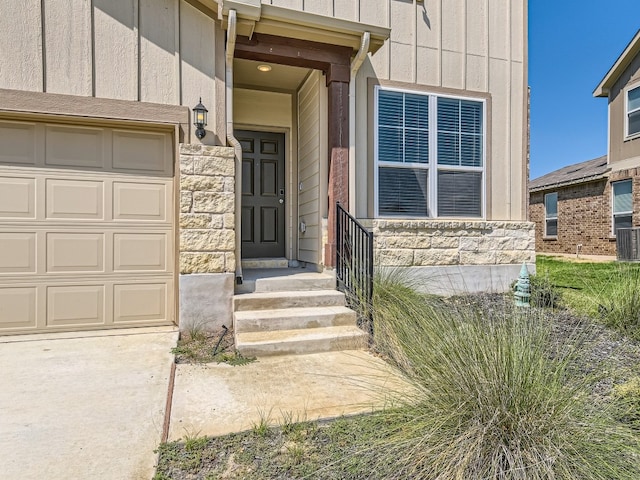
[371, 220, 535, 267]
[179, 144, 236, 274]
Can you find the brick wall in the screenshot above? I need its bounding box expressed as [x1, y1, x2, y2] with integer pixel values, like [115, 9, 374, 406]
[179, 144, 236, 274]
[369, 220, 535, 266]
[530, 179, 617, 256]
[610, 168, 640, 225]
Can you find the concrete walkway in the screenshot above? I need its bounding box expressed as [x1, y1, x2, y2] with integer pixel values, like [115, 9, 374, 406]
[0, 328, 409, 479]
[168, 350, 409, 440]
[0, 327, 178, 480]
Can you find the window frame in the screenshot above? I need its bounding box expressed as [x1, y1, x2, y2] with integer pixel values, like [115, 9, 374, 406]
[544, 192, 558, 238]
[373, 85, 486, 219]
[612, 179, 633, 236]
[625, 83, 640, 139]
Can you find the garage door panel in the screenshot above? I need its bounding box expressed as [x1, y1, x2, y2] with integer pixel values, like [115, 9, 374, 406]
[47, 285, 104, 326]
[46, 233, 105, 273]
[45, 125, 104, 169]
[113, 182, 166, 221]
[0, 122, 36, 166]
[45, 178, 104, 220]
[112, 130, 170, 174]
[0, 233, 36, 273]
[0, 120, 175, 335]
[0, 287, 37, 329]
[114, 283, 167, 323]
[114, 233, 167, 271]
[0, 177, 36, 218]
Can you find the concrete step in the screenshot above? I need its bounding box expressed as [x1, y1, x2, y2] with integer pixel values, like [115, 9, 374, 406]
[235, 326, 368, 357]
[234, 290, 346, 312]
[234, 306, 357, 333]
[241, 258, 289, 269]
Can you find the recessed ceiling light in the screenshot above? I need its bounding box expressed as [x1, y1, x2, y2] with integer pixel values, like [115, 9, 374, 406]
[257, 64, 272, 72]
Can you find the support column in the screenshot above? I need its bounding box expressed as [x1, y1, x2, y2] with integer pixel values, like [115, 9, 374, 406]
[325, 79, 350, 267]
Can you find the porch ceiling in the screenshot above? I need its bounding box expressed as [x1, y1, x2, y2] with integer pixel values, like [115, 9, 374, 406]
[234, 58, 310, 91]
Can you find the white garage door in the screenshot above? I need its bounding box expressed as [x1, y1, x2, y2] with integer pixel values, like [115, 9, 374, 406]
[0, 119, 175, 334]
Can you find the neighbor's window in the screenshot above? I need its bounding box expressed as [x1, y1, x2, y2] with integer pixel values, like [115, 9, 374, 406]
[375, 87, 484, 218]
[627, 85, 640, 137]
[612, 179, 632, 235]
[544, 192, 558, 237]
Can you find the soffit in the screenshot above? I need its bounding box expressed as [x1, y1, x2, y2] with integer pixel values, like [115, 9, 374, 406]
[233, 58, 310, 91]
[594, 29, 640, 97]
[206, 0, 390, 54]
[255, 5, 389, 54]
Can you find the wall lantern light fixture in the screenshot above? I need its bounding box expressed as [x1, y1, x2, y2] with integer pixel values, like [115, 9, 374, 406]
[192, 98, 208, 139]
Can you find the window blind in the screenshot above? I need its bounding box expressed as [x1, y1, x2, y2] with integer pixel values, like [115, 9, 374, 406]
[544, 192, 558, 236]
[545, 193, 558, 217]
[376, 87, 484, 218]
[378, 90, 403, 163]
[379, 167, 429, 216]
[437, 171, 482, 217]
[628, 87, 640, 136]
[613, 180, 632, 213]
[437, 98, 483, 168]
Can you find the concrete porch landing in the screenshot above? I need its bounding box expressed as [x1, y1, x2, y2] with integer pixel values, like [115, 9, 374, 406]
[236, 267, 336, 293]
[168, 349, 409, 440]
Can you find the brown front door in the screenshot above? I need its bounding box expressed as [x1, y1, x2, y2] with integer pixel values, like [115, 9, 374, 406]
[237, 130, 286, 258]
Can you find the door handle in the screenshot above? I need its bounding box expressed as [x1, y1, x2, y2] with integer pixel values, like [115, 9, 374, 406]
[279, 198, 284, 204]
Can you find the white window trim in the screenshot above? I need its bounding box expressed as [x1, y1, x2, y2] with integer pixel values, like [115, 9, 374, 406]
[544, 192, 558, 238]
[625, 82, 640, 140]
[612, 179, 633, 236]
[373, 85, 486, 219]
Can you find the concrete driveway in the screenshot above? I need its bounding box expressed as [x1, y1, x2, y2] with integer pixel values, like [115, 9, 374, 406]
[0, 327, 178, 480]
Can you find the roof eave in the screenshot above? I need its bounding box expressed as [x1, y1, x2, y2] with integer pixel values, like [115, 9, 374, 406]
[593, 29, 640, 98]
[529, 172, 610, 193]
[257, 4, 390, 54]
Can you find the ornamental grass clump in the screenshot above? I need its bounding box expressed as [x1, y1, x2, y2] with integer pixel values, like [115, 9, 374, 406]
[599, 264, 640, 340]
[367, 273, 640, 480]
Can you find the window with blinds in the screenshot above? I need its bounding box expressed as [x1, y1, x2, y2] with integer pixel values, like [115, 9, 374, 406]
[375, 87, 484, 218]
[612, 179, 632, 235]
[627, 86, 640, 137]
[544, 192, 558, 237]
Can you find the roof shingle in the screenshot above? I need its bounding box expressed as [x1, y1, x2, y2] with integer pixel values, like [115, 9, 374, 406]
[529, 155, 609, 192]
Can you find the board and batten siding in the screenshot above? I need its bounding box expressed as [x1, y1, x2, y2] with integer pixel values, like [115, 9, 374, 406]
[608, 52, 640, 168]
[261, 0, 527, 222]
[0, 0, 220, 144]
[297, 71, 324, 265]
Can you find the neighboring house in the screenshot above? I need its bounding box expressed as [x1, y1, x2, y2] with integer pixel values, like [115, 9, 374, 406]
[529, 156, 614, 255]
[0, 0, 532, 336]
[529, 29, 640, 257]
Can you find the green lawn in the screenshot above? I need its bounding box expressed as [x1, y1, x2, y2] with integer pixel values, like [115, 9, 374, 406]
[155, 264, 640, 479]
[535, 255, 640, 320]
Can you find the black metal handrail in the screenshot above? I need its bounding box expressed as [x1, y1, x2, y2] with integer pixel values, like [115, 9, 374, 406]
[336, 202, 374, 335]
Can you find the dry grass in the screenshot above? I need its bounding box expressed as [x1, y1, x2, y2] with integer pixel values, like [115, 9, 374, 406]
[171, 327, 255, 366]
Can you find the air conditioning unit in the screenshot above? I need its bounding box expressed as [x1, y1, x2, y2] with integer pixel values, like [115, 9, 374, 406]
[617, 228, 640, 261]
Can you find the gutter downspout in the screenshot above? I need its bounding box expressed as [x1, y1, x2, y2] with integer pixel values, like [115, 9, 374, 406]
[225, 9, 243, 284]
[348, 32, 370, 213]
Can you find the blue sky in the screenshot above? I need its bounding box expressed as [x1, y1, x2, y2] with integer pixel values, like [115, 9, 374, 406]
[529, 1, 640, 179]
